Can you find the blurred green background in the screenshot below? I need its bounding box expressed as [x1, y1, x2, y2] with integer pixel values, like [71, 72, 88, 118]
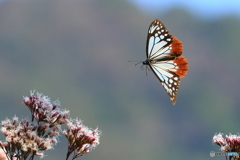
[0, 0, 240, 159]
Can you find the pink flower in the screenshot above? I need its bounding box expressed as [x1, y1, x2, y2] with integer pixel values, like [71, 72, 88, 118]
[213, 133, 240, 153]
[63, 118, 101, 159]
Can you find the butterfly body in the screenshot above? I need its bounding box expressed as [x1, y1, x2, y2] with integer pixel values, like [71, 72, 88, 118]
[144, 19, 188, 104]
[143, 55, 177, 65]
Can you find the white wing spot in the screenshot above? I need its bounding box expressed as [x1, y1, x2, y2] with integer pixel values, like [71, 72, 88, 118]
[167, 38, 171, 41]
[174, 77, 178, 80]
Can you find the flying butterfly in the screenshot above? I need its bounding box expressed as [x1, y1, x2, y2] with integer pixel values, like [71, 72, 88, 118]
[142, 19, 188, 105]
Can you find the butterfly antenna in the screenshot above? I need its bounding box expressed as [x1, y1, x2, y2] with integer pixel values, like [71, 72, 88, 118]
[128, 60, 143, 66]
[134, 61, 143, 66]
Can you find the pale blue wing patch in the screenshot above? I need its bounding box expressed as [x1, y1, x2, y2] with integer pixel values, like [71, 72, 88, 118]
[153, 61, 178, 72]
[150, 42, 171, 59]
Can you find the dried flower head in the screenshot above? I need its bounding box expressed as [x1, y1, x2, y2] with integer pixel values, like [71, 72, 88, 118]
[23, 90, 69, 125]
[63, 118, 101, 159]
[213, 133, 240, 160]
[1, 116, 57, 159]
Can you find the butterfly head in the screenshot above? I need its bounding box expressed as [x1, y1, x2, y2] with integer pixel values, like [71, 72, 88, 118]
[133, 60, 151, 70]
[142, 60, 151, 65]
[135, 60, 151, 75]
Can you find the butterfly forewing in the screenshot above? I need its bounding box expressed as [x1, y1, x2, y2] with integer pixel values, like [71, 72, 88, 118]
[147, 20, 173, 59]
[145, 19, 188, 104]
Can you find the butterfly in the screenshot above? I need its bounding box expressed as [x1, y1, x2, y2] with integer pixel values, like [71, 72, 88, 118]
[142, 19, 188, 105]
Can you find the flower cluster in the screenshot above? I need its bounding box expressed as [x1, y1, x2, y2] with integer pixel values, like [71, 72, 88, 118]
[1, 116, 56, 159]
[23, 90, 68, 126]
[213, 133, 240, 160]
[63, 118, 101, 160]
[0, 90, 101, 160]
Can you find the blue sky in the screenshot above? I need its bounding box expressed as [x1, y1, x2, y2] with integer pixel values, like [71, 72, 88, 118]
[127, 0, 240, 19]
[1, 0, 239, 20]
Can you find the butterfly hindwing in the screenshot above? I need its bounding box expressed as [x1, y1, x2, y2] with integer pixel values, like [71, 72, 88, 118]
[149, 56, 188, 104]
